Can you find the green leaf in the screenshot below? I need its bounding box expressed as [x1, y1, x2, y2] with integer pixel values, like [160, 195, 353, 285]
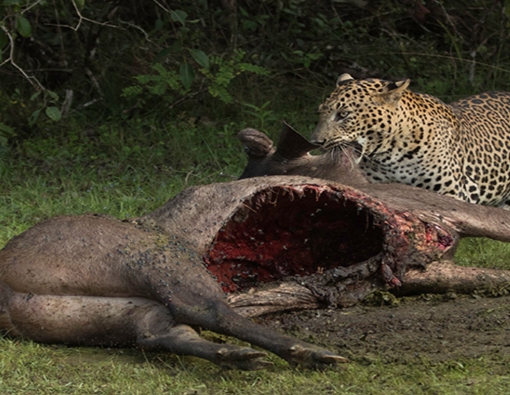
[30, 91, 42, 101]
[75, 0, 85, 10]
[151, 41, 183, 62]
[46, 90, 59, 101]
[170, 10, 187, 25]
[121, 85, 143, 98]
[152, 82, 166, 96]
[0, 29, 7, 50]
[155, 18, 163, 31]
[16, 16, 31, 37]
[45, 106, 62, 122]
[179, 62, 194, 90]
[170, 40, 183, 53]
[0, 122, 15, 136]
[239, 6, 249, 17]
[2, 0, 22, 5]
[28, 109, 41, 126]
[189, 49, 209, 70]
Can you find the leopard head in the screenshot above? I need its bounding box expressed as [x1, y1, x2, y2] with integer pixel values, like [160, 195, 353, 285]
[311, 74, 411, 158]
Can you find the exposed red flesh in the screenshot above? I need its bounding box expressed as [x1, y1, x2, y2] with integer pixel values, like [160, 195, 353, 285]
[205, 185, 453, 293]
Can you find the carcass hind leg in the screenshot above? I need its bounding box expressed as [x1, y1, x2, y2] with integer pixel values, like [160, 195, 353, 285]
[4, 292, 272, 370]
[169, 297, 348, 369]
[137, 324, 272, 370]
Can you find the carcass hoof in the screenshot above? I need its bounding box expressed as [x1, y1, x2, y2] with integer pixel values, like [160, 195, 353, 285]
[287, 344, 348, 369]
[215, 347, 273, 371]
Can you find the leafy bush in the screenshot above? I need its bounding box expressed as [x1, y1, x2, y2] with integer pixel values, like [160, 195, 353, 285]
[1, 0, 510, 137]
[122, 49, 268, 107]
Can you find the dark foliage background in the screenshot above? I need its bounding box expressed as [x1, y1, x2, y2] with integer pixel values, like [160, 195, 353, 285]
[1, 0, 510, 142]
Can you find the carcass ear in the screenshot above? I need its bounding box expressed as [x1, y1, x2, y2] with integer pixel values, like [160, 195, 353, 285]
[274, 122, 317, 160]
[336, 73, 355, 86]
[376, 79, 411, 105]
[238, 128, 274, 158]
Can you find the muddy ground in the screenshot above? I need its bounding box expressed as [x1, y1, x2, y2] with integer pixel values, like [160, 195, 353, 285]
[258, 293, 510, 365]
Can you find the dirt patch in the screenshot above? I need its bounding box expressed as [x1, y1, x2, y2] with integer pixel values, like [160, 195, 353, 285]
[259, 294, 510, 365]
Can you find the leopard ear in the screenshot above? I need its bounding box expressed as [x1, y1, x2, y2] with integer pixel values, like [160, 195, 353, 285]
[376, 79, 411, 104]
[336, 73, 354, 86]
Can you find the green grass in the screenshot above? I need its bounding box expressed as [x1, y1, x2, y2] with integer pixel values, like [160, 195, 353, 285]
[0, 116, 247, 245]
[0, 339, 508, 395]
[1, 113, 510, 394]
[455, 238, 510, 270]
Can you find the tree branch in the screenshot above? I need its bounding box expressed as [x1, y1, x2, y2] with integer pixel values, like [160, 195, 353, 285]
[0, 26, 45, 91]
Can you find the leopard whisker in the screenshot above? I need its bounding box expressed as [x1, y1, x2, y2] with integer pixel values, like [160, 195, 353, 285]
[326, 144, 365, 170]
[340, 145, 359, 170]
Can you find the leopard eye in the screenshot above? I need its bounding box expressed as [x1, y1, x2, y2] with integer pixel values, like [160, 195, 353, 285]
[334, 110, 350, 122]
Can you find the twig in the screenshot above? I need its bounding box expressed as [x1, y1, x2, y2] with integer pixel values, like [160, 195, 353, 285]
[0, 26, 45, 91]
[71, 0, 119, 30]
[52, 0, 67, 68]
[76, 98, 102, 109]
[152, 0, 171, 13]
[61, 89, 74, 118]
[84, 67, 104, 98]
[47, 0, 119, 31]
[119, 20, 154, 43]
[21, 0, 44, 14]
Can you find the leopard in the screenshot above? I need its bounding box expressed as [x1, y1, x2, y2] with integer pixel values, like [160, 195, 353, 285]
[310, 73, 510, 206]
